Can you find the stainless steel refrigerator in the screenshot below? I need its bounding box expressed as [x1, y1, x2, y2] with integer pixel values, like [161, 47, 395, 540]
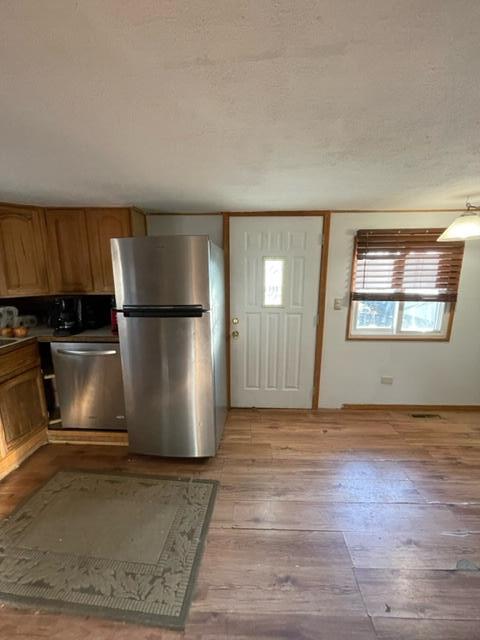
[111, 235, 227, 457]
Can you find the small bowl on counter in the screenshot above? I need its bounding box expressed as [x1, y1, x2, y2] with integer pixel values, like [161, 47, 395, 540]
[13, 326, 30, 338]
[1, 326, 30, 338]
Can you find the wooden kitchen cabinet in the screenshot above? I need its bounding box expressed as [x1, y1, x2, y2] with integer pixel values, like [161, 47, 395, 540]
[45, 208, 94, 293]
[0, 366, 47, 450]
[86, 208, 145, 293]
[0, 203, 146, 297]
[0, 203, 50, 296]
[0, 342, 48, 477]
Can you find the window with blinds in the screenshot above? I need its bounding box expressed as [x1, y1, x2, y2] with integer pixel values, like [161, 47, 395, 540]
[348, 228, 465, 340]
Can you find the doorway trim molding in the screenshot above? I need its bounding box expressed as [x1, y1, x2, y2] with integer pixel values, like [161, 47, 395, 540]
[222, 211, 331, 410]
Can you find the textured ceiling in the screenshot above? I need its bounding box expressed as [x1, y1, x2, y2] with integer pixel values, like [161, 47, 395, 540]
[1, 0, 479, 212]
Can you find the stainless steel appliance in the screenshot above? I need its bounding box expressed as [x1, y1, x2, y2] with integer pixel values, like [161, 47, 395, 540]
[111, 235, 227, 457]
[51, 342, 127, 430]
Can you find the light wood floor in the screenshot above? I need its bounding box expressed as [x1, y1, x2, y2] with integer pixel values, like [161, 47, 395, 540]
[1, 409, 480, 639]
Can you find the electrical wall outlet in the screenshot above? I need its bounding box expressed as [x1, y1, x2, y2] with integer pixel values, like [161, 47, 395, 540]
[381, 376, 394, 385]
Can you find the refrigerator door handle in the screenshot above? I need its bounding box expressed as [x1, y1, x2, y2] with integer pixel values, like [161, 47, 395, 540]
[122, 305, 205, 318]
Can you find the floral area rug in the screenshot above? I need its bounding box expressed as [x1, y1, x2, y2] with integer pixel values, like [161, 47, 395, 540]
[0, 470, 217, 628]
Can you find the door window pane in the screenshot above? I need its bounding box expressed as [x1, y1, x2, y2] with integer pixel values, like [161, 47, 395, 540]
[264, 258, 284, 306]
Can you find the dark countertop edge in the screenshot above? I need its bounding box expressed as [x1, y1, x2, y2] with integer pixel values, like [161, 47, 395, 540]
[0, 330, 119, 354]
[36, 333, 119, 343]
[31, 324, 119, 343]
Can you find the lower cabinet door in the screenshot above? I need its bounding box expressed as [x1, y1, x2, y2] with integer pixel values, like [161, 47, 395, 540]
[0, 367, 48, 452]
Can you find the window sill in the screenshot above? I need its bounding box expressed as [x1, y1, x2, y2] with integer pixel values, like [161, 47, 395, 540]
[346, 334, 450, 342]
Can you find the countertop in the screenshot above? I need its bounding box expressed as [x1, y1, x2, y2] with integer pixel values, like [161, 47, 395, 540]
[0, 326, 119, 355]
[0, 335, 37, 355]
[30, 325, 119, 343]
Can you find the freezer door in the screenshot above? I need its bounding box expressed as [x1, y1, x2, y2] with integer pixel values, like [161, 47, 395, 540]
[118, 312, 216, 457]
[51, 343, 126, 430]
[111, 235, 211, 310]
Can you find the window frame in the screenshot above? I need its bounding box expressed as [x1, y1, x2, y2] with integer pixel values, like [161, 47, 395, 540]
[346, 228, 462, 342]
[347, 299, 454, 341]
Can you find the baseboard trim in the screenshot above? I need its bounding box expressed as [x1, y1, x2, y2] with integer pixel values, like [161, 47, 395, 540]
[342, 404, 480, 412]
[47, 429, 128, 446]
[0, 429, 48, 481]
[229, 407, 316, 411]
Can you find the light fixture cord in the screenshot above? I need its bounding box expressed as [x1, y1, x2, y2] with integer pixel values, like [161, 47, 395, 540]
[465, 198, 480, 212]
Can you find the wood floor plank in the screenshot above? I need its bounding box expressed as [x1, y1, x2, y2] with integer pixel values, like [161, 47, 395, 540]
[194, 529, 366, 615]
[403, 461, 480, 504]
[270, 442, 434, 461]
[413, 480, 480, 504]
[222, 459, 410, 479]
[201, 528, 354, 567]
[220, 474, 423, 503]
[402, 460, 480, 481]
[373, 617, 480, 640]
[449, 505, 480, 531]
[345, 531, 480, 569]
[230, 501, 466, 533]
[356, 568, 480, 619]
[422, 446, 480, 464]
[220, 614, 377, 639]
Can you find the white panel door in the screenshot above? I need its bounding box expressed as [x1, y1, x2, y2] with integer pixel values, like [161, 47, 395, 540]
[230, 217, 323, 408]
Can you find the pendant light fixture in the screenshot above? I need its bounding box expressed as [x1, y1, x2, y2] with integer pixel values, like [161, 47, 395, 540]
[437, 202, 480, 242]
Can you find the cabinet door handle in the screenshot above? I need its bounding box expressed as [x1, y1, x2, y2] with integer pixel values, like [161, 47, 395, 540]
[57, 349, 117, 356]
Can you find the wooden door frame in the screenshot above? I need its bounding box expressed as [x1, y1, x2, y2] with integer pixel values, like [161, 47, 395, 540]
[223, 211, 331, 410]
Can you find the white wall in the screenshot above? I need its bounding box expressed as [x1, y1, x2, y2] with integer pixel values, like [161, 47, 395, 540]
[147, 214, 223, 247]
[146, 211, 480, 408]
[319, 212, 480, 408]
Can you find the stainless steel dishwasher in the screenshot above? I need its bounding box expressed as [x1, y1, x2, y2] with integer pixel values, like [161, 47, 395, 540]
[51, 342, 127, 430]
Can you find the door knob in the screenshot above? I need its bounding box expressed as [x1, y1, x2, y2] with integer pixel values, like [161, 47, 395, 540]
[232, 330, 240, 339]
[232, 317, 239, 324]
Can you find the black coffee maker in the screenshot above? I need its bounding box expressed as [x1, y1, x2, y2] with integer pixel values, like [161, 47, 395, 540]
[50, 297, 83, 336]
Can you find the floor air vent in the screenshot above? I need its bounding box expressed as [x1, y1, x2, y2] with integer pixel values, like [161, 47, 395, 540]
[410, 413, 442, 419]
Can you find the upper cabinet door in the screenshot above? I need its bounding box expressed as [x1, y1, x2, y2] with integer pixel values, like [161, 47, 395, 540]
[86, 208, 132, 293]
[0, 205, 50, 296]
[45, 209, 93, 293]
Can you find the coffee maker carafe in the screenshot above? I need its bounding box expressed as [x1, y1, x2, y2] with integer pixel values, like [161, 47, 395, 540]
[50, 297, 82, 336]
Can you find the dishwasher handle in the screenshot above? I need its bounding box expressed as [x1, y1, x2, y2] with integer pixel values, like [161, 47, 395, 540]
[57, 349, 118, 357]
